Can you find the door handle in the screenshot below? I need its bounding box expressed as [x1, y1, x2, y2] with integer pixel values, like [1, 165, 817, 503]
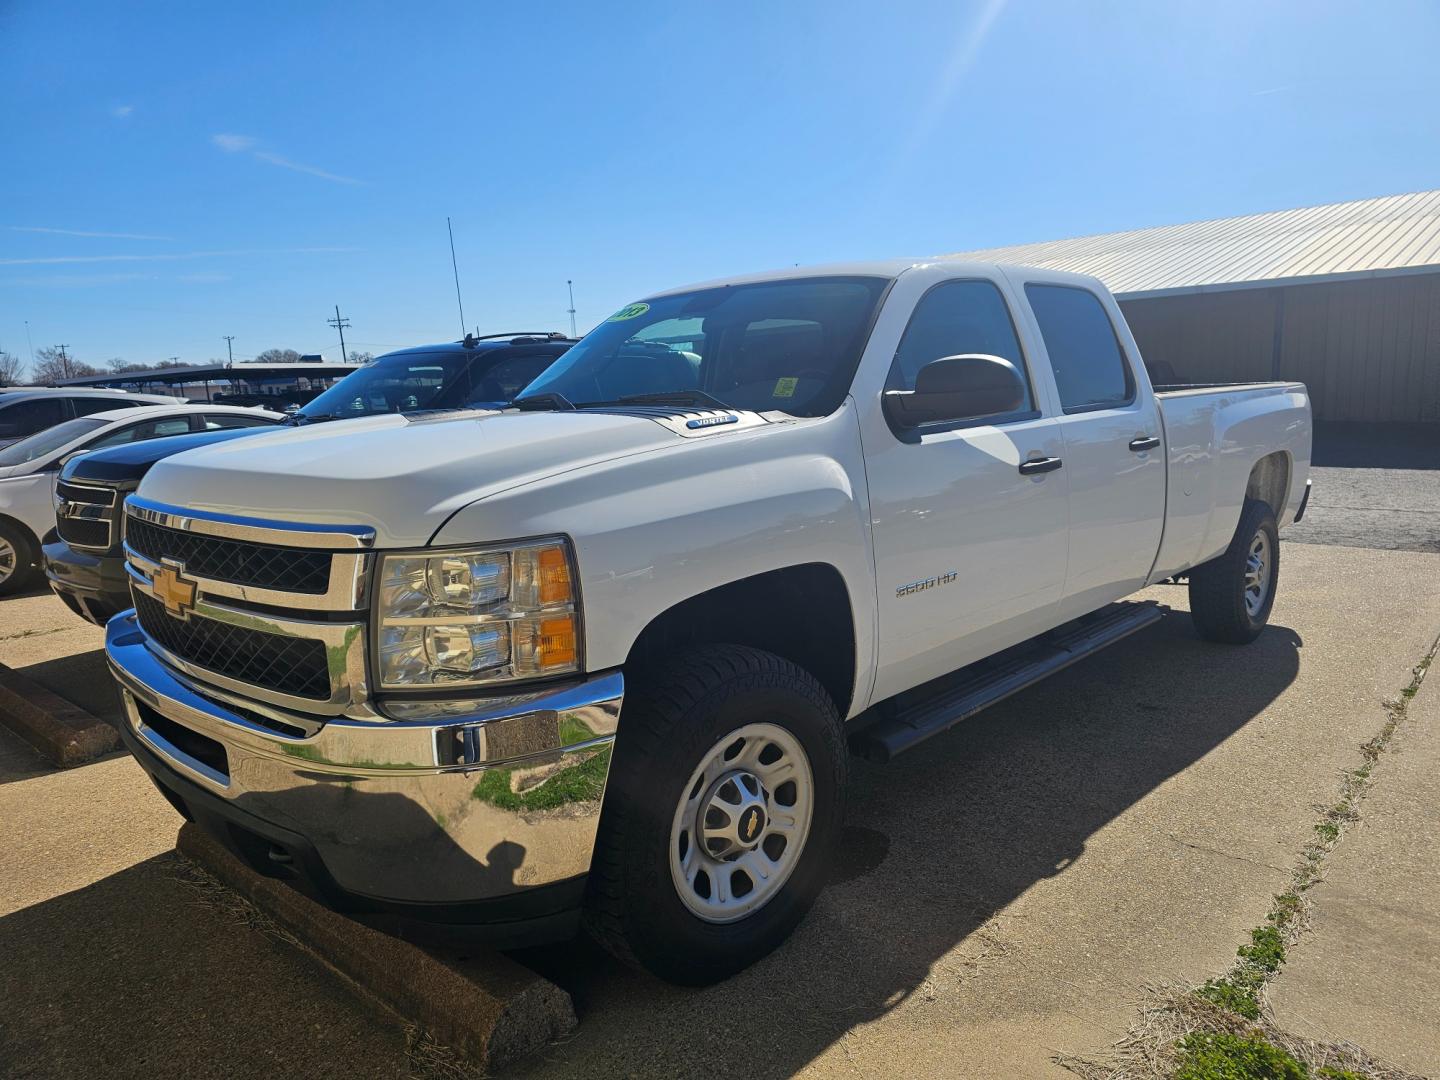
[1128, 435, 1160, 452]
[1018, 456, 1063, 475]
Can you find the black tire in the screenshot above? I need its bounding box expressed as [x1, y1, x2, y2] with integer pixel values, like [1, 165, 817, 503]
[0, 519, 40, 598]
[1189, 499, 1279, 644]
[584, 645, 847, 985]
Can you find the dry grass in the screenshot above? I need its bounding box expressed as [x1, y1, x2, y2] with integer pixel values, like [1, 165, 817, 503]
[1057, 989, 1423, 1080]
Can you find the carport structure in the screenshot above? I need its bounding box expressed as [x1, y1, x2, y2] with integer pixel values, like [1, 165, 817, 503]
[952, 188, 1440, 424]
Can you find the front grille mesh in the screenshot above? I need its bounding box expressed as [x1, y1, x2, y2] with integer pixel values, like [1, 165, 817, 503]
[126, 517, 332, 594]
[57, 517, 111, 549]
[133, 590, 332, 700]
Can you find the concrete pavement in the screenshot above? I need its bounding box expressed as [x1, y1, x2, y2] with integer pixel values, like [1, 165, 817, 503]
[1267, 652, 1440, 1076]
[512, 542, 1440, 1078]
[1, 537, 1437, 1077]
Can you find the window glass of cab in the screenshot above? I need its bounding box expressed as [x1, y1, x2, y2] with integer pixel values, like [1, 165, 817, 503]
[887, 279, 1035, 421]
[70, 396, 143, 418]
[0, 397, 66, 438]
[1024, 284, 1135, 413]
[203, 413, 276, 430]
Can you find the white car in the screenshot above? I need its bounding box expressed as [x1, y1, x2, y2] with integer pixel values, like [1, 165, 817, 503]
[0, 404, 282, 593]
[0, 388, 186, 450]
[107, 260, 1312, 983]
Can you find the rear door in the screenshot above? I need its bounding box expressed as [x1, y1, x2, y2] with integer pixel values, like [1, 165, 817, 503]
[1014, 277, 1165, 621]
[861, 271, 1070, 702]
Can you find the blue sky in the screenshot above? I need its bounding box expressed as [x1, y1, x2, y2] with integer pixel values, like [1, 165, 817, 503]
[3, 0, 1438, 369]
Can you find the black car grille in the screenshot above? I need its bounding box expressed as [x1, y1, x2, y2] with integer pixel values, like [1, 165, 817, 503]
[57, 480, 116, 507]
[125, 517, 332, 594]
[55, 481, 119, 551]
[133, 590, 333, 700]
[57, 517, 111, 549]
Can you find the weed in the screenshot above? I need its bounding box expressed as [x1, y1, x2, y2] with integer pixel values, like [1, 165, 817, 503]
[1195, 979, 1259, 1020]
[1174, 1031, 1306, 1080]
[471, 747, 611, 811]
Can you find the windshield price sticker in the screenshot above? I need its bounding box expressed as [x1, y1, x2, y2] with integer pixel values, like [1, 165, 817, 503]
[607, 303, 651, 322]
[773, 376, 798, 398]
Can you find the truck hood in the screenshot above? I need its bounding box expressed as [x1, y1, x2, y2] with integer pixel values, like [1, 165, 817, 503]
[135, 411, 681, 547]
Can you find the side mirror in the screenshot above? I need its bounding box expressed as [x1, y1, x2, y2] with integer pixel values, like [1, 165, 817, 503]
[882, 354, 1026, 428]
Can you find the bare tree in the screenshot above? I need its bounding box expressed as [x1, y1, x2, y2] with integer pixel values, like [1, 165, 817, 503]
[32, 347, 100, 382]
[0, 350, 24, 386]
[254, 348, 302, 364]
[348, 350, 374, 364]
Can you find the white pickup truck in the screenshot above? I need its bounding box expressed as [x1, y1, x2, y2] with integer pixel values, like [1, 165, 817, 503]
[105, 260, 1311, 984]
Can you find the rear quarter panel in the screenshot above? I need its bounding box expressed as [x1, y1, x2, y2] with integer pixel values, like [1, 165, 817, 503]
[1154, 383, 1311, 577]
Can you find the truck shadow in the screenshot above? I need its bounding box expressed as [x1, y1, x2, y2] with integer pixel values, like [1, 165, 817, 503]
[513, 613, 1303, 1078]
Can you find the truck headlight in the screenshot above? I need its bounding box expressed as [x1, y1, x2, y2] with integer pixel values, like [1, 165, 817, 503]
[377, 539, 580, 688]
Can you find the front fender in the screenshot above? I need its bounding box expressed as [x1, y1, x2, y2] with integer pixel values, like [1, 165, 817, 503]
[432, 405, 878, 717]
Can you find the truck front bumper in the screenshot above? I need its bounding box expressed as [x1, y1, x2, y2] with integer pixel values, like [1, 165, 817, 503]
[105, 612, 622, 943]
[43, 539, 129, 626]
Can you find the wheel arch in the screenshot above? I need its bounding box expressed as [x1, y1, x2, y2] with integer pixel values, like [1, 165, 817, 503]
[624, 563, 859, 718]
[1245, 450, 1292, 518]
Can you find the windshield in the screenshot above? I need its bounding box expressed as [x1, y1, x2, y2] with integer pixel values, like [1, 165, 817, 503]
[517, 276, 891, 417]
[298, 348, 554, 421]
[0, 417, 108, 467]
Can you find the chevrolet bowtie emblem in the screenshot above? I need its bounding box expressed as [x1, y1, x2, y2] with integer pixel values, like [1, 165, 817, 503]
[153, 562, 198, 620]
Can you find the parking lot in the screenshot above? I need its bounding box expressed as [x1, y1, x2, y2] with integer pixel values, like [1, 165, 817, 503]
[3, 436, 1438, 1079]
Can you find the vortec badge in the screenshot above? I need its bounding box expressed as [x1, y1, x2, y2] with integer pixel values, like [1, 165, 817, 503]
[152, 562, 198, 620]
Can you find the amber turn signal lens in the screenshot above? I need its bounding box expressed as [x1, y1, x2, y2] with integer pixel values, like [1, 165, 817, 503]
[537, 614, 578, 670]
[537, 545, 573, 606]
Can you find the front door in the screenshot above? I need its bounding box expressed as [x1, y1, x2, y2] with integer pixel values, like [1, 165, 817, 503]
[1018, 281, 1166, 621]
[864, 277, 1070, 703]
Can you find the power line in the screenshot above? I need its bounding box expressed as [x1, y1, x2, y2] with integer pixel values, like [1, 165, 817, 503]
[567, 280, 577, 338]
[327, 306, 351, 363]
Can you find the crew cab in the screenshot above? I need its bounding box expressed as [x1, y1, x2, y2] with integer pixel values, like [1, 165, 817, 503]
[44, 333, 575, 621]
[104, 261, 1311, 984]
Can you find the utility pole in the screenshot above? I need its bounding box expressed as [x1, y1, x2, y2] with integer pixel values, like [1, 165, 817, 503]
[567, 280, 577, 338]
[327, 306, 351, 363]
[55, 344, 71, 379]
[223, 335, 235, 368]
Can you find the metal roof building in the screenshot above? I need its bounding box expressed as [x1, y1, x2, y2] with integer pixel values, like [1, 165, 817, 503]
[950, 190, 1440, 423]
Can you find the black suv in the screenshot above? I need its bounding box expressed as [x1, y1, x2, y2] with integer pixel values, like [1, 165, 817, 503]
[45, 334, 575, 624]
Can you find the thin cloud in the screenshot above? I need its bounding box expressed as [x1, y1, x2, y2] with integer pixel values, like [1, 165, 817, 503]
[212, 133, 258, 153]
[10, 226, 172, 241]
[111, 104, 134, 118]
[0, 247, 357, 266]
[1251, 85, 1294, 97]
[212, 132, 363, 185]
[894, 0, 1009, 167]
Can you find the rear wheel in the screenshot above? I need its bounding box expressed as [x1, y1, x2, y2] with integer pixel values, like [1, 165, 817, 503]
[584, 645, 846, 984]
[1189, 499, 1279, 644]
[0, 520, 39, 597]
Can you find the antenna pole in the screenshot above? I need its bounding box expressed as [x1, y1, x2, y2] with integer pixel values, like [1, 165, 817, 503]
[566, 280, 577, 337]
[447, 217, 467, 337]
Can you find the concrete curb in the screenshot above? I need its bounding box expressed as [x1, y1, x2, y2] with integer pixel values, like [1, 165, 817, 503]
[0, 660, 120, 767]
[175, 823, 577, 1073]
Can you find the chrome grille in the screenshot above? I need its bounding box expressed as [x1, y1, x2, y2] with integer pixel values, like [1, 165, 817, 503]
[126, 517, 332, 593]
[122, 495, 374, 716]
[133, 590, 333, 700]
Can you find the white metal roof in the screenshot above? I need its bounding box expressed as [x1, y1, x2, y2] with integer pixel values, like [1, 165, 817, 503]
[946, 189, 1440, 299]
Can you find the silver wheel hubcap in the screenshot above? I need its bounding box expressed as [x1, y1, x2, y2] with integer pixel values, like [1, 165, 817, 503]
[1244, 529, 1271, 617]
[0, 537, 15, 584]
[669, 722, 814, 924]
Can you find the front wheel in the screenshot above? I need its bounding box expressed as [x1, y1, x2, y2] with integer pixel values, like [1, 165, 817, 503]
[584, 645, 846, 985]
[0, 520, 40, 598]
[1188, 498, 1279, 644]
